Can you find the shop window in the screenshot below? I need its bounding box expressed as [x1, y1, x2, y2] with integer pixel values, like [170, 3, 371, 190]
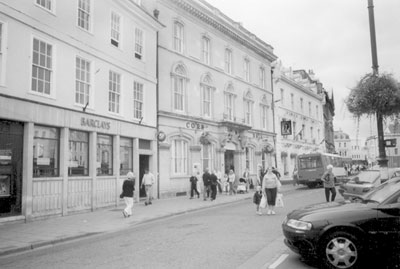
[68, 130, 89, 176]
[120, 137, 133, 175]
[33, 126, 59, 177]
[97, 134, 113, 175]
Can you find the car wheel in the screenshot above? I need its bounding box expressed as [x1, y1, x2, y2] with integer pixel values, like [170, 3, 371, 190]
[306, 182, 318, 189]
[319, 231, 362, 269]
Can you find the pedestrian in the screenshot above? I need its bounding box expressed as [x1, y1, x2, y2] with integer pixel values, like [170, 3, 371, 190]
[227, 169, 236, 195]
[189, 172, 200, 199]
[321, 164, 336, 202]
[253, 185, 263, 215]
[242, 168, 250, 192]
[292, 167, 299, 186]
[141, 168, 155, 205]
[121, 171, 135, 218]
[202, 168, 212, 201]
[216, 170, 223, 194]
[262, 167, 281, 215]
[210, 170, 218, 201]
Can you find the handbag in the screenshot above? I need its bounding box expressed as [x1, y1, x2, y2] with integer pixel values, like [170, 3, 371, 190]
[260, 195, 267, 208]
[276, 193, 284, 207]
[119, 193, 124, 199]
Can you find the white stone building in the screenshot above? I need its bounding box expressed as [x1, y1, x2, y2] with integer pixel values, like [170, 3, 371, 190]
[334, 130, 352, 158]
[272, 66, 325, 179]
[142, 0, 278, 197]
[0, 0, 162, 221]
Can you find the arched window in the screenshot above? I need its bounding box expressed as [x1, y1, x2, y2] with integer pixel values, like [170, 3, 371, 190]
[171, 63, 187, 112]
[224, 83, 235, 121]
[201, 74, 214, 117]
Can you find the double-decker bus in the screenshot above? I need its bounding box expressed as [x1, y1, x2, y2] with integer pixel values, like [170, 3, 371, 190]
[297, 152, 351, 188]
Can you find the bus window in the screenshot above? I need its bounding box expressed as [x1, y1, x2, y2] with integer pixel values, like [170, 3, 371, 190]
[299, 157, 322, 169]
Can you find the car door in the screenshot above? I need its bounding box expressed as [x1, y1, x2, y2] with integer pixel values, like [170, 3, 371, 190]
[375, 193, 400, 251]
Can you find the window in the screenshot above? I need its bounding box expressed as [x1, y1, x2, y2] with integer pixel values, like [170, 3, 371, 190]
[308, 101, 312, 116]
[298, 156, 322, 169]
[202, 144, 215, 171]
[344, 142, 347, 147]
[318, 129, 320, 142]
[246, 147, 254, 172]
[36, 0, 53, 11]
[0, 22, 3, 82]
[120, 137, 133, 175]
[395, 148, 398, 155]
[280, 89, 285, 106]
[108, 71, 120, 113]
[244, 100, 253, 125]
[173, 21, 184, 53]
[259, 66, 265, 89]
[244, 58, 250, 82]
[172, 139, 188, 174]
[134, 28, 143, 60]
[97, 134, 113, 175]
[172, 64, 187, 112]
[68, 130, 89, 176]
[111, 12, 120, 47]
[33, 126, 59, 177]
[133, 81, 143, 119]
[31, 38, 52, 95]
[293, 121, 297, 140]
[339, 142, 341, 147]
[310, 126, 313, 140]
[78, 0, 91, 31]
[261, 105, 268, 130]
[300, 98, 303, 112]
[316, 105, 319, 120]
[291, 93, 294, 110]
[201, 75, 213, 117]
[224, 48, 232, 74]
[75, 57, 91, 106]
[224, 92, 234, 121]
[202, 36, 210, 65]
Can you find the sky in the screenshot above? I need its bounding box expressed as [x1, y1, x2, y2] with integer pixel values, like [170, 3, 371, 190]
[206, 0, 400, 142]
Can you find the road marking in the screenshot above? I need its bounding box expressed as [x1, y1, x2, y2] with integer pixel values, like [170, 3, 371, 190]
[266, 254, 289, 269]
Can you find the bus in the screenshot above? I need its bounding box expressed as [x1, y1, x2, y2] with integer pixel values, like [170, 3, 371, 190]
[297, 152, 351, 188]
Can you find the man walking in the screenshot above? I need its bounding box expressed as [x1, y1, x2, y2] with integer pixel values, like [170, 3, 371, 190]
[141, 168, 155, 205]
[202, 168, 211, 201]
[189, 172, 200, 199]
[210, 170, 218, 201]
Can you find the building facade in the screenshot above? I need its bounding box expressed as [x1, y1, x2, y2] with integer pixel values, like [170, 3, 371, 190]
[272, 66, 325, 178]
[0, 0, 162, 221]
[334, 130, 352, 158]
[142, 0, 278, 197]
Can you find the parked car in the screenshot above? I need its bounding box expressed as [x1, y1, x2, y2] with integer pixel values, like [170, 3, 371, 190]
[282, 177, 400, 269]
[339, 168, 400, 200]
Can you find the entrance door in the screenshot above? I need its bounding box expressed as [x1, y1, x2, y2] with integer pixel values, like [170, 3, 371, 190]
[224, 150, 235, 174]
[139, 155, 149, 198]
[0, 121, 23, 217]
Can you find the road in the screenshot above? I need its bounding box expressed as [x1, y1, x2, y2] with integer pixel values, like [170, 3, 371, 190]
[0, 186, 327, 269]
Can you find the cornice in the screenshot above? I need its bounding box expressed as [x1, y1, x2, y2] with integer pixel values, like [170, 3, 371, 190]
[280, 75, 323, 101]
[170, 0, 278, 62]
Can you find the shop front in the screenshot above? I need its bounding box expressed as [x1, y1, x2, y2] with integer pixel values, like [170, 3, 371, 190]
[0, 97, 157, 222]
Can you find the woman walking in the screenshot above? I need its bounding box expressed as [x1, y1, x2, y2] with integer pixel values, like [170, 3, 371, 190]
[262, 167, 280, 215]
[121, 171, 135, 218]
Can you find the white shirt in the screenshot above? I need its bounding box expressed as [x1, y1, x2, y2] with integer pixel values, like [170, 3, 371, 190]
[142, 173, 154, 186]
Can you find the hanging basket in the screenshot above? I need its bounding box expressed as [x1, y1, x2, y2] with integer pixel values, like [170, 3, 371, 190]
[199, 132, 211, 145]
[262, 143, 274, 154]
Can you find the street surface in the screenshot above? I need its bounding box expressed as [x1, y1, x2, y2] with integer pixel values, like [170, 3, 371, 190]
[0, 187, 355, 269]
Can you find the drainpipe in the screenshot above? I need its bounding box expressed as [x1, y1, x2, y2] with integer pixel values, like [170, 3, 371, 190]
[271, 66, 278, 168]
[154, 8, 160, 199]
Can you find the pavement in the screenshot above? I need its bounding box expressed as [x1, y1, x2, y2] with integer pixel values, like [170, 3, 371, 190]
[0, 182, 297, 257]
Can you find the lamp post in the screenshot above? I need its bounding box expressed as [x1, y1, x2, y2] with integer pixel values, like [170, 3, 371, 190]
[367, 0, 387, 167]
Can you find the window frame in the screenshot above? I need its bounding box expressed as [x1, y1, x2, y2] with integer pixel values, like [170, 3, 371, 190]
[108, 70, 121, 114]
[201, 36, 210, 65]
[173, 21, 184, 53]
[120, 137, 133, 176]
[31, 37, 53, 96]
[35, 0, 54, 13]
[96, 134, 113, 176]
[201, 143, 215, 172]
[224, 48, 232, 74]
[68, 130, 89, 176]
[134, 27, 144, 60]
[77, 0, 91, 32]
[75, 56, 91, 107]
[33, 125, 60, 178]
[244, 58, 250, 82]
[110, 11, 121, 48]
[133, 81, 144, 120]
[172, 139, 188, 175]
[260, 104, 268, 130]
[259, 66, 265, 89]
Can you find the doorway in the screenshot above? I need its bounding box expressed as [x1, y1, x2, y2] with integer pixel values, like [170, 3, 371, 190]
[224, 150, 235, 174]
[139, 155, 150, 198]
[0, 120, 23, 217]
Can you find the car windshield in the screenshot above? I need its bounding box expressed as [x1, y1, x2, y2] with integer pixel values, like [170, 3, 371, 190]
[349, 171, 380, 184]
[362, 179, 400, 203]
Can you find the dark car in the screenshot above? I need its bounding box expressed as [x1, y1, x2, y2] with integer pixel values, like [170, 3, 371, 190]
[282, 177, 400, 269]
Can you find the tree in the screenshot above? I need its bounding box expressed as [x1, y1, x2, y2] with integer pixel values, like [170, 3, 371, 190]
[346, 72, 400, 166]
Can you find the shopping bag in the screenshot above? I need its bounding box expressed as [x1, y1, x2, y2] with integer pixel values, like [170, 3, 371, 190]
[276, 193, 284, 207]
[260, 195, 267, 208]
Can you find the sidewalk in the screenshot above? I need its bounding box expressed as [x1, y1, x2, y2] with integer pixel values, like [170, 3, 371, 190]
[0, 184, 296, 257]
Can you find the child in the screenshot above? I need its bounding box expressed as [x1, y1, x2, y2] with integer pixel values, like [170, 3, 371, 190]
[253, 186, 263, 215]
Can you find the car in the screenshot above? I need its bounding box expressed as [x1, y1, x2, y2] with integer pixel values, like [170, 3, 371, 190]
[282, 177, 400, 269]
[339, 168, 400, 200]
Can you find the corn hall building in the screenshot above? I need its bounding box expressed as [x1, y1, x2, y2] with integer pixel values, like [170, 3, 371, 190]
[141, 0, 278, 197]
[0, 0, 162, 221]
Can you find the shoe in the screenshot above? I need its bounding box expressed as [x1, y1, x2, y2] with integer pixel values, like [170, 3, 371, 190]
[190, 197, 193, 199]
[267, 210, 271, 215]
[145, 202, 148, 206]
[258, 211, 262, 215]
[122, 211, 127, 218]
[149, 201, 152, 205]
[271, 211, 276, 215]
[204, 199, 207, 201]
